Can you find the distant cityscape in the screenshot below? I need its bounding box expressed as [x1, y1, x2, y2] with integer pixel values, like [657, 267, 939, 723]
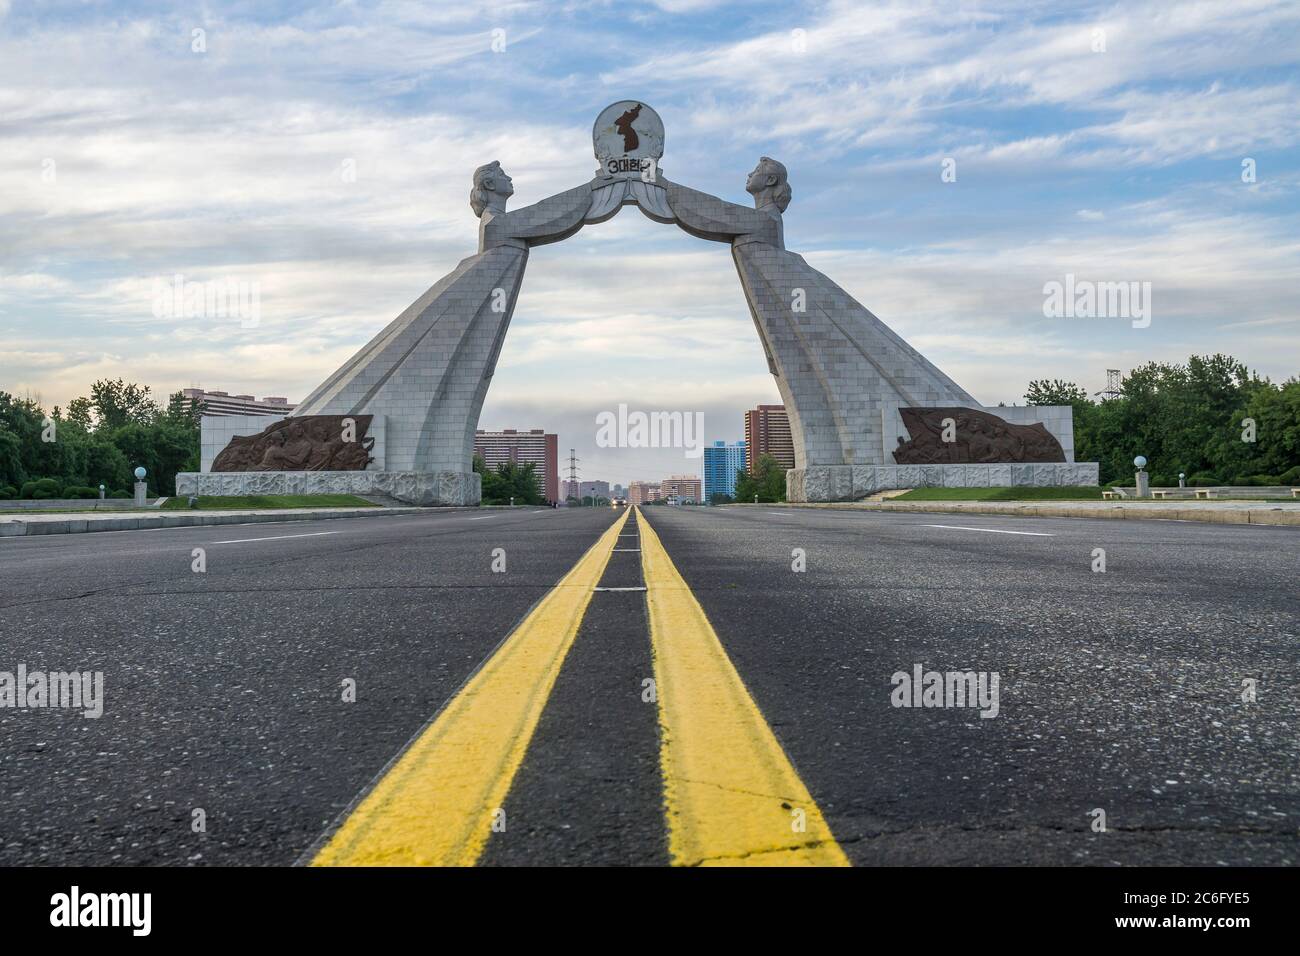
[472, 402, 798, 505]
[189, 387, 795, 505]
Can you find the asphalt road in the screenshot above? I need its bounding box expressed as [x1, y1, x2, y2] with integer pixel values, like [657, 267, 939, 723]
[0, 505, 1296, 865]
[642, 506, 1299, 865]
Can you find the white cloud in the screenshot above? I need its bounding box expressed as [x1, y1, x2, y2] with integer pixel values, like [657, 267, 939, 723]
[604, 0, 1300, 167]
[1, 0, 1297, 486]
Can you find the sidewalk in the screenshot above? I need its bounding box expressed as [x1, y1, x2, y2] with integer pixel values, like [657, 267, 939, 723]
[777, 499, 1300, 527]
[0, 505, 439, 537]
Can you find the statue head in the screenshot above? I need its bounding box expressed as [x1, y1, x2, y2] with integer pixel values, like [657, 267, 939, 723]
[470, 160, 514, 217]
[746, 156, 791, 213]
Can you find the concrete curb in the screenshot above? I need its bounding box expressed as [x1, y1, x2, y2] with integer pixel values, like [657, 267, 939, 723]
[0, 498, 163, 512]
[0, 506, 452, 537]
[767, 501, 1300, 527]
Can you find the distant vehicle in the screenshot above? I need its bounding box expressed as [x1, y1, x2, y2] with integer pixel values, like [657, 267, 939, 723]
[611, 497, 627, 507]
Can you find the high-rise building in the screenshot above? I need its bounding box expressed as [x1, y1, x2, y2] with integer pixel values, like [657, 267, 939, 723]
[182, 387, 296, 417]
[744, 404, 794, 473]
[703, 440, 747, 501]
[628, 481, 661, 505]
[660, 475, 702, 504]
[474, 428, 559, 503]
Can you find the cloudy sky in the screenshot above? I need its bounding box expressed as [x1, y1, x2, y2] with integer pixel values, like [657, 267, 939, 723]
[1, 0, 1297, 485]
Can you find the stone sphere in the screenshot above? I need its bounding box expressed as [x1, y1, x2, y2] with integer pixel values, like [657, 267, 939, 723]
[134, 466, 147, 480]
[1133, 456, 1147, 469]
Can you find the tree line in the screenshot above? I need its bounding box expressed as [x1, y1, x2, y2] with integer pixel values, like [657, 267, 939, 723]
[1025, 354, 1300, 487]
[0, 379, 199, 499]
[3, 354, 1294, 502]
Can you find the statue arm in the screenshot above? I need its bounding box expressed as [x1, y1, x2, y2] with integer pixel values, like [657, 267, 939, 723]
[662, 180, 778, 245]
[483, 181, 597, 248]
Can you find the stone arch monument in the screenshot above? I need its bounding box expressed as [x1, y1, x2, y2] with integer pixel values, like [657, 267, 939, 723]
[180, 101, 1097, 504]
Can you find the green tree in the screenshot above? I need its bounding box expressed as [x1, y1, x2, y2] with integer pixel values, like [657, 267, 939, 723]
[0, 382, 198, 496]
[734, 454, 786, 502]
[80, 436, 132, 493]
[163, 389, 204, 429]
[0, 426, 24, 488]
[1024, 379, 1089, 407]
[64, 397, 94, 430]
[474, 455, 544, 505]
[1025, 378, 1101, 466]
[0, 392, 76, 484]
[1024, 356, 1298, 486]
[0, 392, 42, 486]
[1226, 377, 1300, 481]
[88, 378, 159, 430]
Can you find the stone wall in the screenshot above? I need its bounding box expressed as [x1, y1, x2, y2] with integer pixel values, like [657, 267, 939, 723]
[787, 462, 1100, 502]
[176, 469, 478, 506]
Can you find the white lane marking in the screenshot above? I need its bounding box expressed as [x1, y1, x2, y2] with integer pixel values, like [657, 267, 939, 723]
[919, 524, 1054, 537]
[468, 515, 495, 520]
[593, 586, 647, 592]
[214, 531, 340, 544]
[767, 511, 794, 516]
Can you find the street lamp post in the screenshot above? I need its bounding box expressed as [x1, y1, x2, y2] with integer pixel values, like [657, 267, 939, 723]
[1178, 472, 1186, 489]
[1133, 456, 1150, 499]
[98, 483, 105, 501]
[133, 466, 147, 507]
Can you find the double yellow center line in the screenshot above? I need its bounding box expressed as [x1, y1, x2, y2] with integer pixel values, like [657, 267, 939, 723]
[310, 509, 630, 866]
[310, 506, 846, 866]
[639, 515, 848, 866]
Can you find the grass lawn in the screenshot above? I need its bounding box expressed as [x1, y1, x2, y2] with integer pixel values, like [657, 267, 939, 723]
[892, 486, 1109, 502]
[161, 494, 379, 510]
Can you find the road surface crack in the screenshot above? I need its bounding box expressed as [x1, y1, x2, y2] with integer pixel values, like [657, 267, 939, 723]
[687, 835, 859, 866]
[672, 775, 804, 806]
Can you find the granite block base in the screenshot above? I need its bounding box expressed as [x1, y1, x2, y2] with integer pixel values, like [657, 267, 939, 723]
[787, 462, 1100, 502]
[176, 471, 481, 506]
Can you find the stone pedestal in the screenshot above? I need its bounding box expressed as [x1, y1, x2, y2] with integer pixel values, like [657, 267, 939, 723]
[176, 471, 481, 506]
[133, 480, 147, 506]
[787, 462, 1101, 502]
